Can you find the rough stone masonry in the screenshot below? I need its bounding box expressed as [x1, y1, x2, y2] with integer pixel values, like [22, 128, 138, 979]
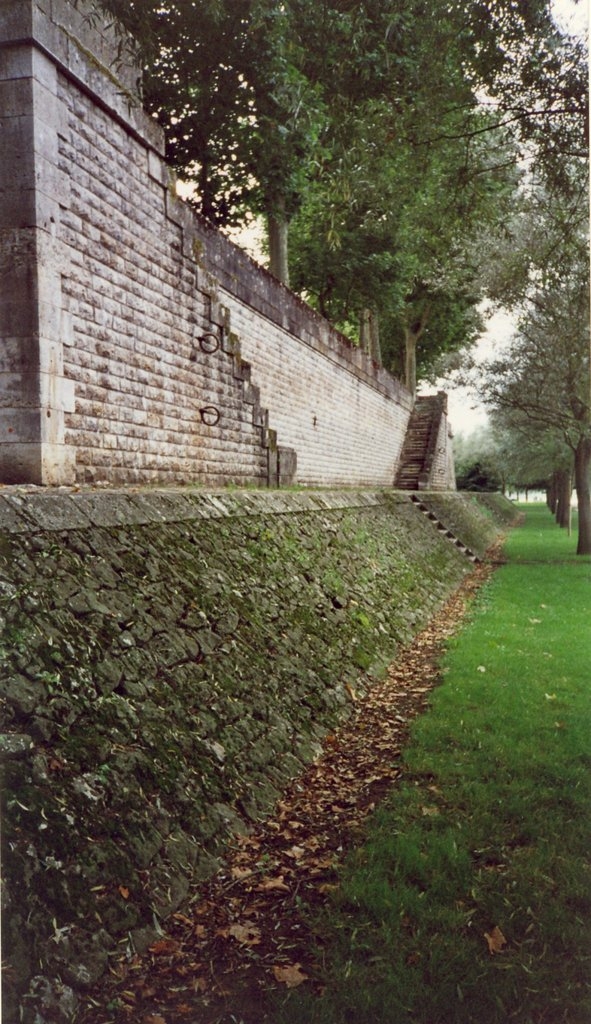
[0, 486, 518, 1022]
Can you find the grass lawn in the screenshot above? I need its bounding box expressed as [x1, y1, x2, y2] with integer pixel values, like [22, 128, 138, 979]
[276, 504, 591, 1024]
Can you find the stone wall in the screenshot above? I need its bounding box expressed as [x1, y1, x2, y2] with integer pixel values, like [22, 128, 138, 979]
[424, 394, 456, 491]
[0, 0, 418, 489]
[0, 486, 517, 1021]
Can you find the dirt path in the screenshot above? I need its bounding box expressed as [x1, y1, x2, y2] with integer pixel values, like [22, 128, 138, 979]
[79, 556, 498, 1024]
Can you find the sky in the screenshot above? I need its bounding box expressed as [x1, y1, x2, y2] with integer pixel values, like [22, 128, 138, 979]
[432, 310, 516, 439]
[552, 0, 589, 35]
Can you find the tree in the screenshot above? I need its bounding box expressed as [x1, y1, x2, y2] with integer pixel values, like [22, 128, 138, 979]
[288, 94, 517, 390]
[90, 0, 587, 386]
[91, 0, 330, 263]
[480, 254, 590, 552]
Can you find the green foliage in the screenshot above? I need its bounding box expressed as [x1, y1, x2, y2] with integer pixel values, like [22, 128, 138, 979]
[91, 0, 587, 384]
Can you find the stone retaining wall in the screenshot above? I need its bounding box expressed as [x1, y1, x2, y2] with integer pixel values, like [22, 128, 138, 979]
[0, 0, 419, 489]
[0, 487, 518, 1022]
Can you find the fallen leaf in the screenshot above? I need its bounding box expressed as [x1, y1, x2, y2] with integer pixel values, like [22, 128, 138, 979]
[273, 963, 308, 988]
[256, 875, 290, 892]
[144, 1016, 166, 1024]
[484, 926, 507, 955]
[231, 866, 253, 880]
[309, 855, 337, 869]
[118, 885, 130, 900]
[223, 923, 261, 946]
[345, 684, 357, 702]
[149, 939, 180, 956]
[420, 805, 440, 817]
[172, 913, 193, 927]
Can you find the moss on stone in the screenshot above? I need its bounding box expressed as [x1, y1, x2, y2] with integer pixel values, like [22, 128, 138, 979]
[0, 489, 514, 1018]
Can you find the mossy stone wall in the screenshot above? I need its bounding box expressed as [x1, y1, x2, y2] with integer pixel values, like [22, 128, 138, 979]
[0, 488, 517, 1021]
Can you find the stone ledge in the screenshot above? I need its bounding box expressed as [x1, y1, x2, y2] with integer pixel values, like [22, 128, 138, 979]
[0, 487, 415, 532]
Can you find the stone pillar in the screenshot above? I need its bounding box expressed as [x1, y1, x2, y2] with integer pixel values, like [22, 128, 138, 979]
[0, 1, 74, 483]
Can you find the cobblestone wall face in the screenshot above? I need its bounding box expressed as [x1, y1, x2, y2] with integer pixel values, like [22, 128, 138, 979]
[2, 486, 500, 1020]
[0, 0, 415, 486]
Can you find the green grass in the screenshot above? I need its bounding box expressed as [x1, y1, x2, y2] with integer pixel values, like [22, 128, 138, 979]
[276, 505, 591, 1024]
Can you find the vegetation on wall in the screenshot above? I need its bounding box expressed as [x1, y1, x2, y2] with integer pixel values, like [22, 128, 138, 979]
[4, 492, 510, 1021]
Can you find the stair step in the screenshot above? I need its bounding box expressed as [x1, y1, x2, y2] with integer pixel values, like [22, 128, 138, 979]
[409, 495, 480, 564]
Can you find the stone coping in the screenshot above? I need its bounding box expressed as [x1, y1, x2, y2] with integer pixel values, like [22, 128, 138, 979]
[0, 487, 418, 534]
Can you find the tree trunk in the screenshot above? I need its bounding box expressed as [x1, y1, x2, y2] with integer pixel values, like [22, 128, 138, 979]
[404, 328, 419, 398]
[370, 311, 381, 365]
[574, 436, 591, 555]
[267, 203, 290, 286]
[360, 309, 382, 365]
[546, 476, 556, 513]
[360, 309, 371, 355]
[555, 469, 571, 529]
[404, 310, 429, 397]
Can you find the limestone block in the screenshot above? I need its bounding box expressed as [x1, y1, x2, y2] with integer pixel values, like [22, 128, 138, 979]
[72, 492, 154, 527]
[0, 188, 38, 229]
[0, 0, 35, 40]
[52, 0, 141, 97]
[0, 438, 74, 484]
[0, 376, 41, 412]
[0, 401, 40, 438]
[0, 495, 32, 531]
[147, 148, 168, 187]
[278, 446, 297, 486]
[0, 76, 35, 116]
[2, 492, 91, 530]
[0, 120, 35, 188]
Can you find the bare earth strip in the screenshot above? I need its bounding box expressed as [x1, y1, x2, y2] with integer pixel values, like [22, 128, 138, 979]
[80, 553, 499, 1024]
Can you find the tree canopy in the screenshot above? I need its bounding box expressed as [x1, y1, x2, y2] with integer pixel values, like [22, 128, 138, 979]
[91, 0, 588, 395]
[472, 186, 590, 552]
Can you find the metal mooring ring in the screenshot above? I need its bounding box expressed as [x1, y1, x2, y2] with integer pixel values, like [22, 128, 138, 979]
[198, 333, 220, 354]
[200, 405, 220, 426]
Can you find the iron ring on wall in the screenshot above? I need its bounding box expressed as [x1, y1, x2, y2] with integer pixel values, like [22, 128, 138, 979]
[198, 333, 220, 354]
[200, 405, 220, 426]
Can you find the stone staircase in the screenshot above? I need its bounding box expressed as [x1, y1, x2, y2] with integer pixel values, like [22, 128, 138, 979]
[395, 395, 443, 490]
[410, 494, 480, 562]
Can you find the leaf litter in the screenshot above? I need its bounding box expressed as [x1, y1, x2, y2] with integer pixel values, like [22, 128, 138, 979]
[79, 558, 497, 1024]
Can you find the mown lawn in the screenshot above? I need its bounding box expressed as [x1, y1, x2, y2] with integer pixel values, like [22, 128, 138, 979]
[275, 504, 591, 1024]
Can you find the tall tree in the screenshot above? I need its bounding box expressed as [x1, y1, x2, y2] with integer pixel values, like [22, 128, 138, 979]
[480, 252, 590, 553]
[91, 0, 587, 384]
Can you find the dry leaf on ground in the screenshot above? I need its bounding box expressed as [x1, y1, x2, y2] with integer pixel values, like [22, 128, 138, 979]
[484, 926, 507, 954]
[273, 963, 308, 988]
[223, 923, 262, 946]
